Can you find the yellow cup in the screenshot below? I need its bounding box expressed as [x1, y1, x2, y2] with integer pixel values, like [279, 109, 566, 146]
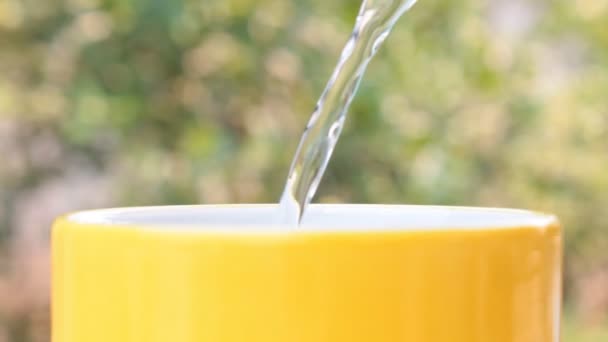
[52, 204, 562, 342]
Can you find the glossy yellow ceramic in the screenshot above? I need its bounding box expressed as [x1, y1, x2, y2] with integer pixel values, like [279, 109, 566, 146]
[52, 205, 562, 342]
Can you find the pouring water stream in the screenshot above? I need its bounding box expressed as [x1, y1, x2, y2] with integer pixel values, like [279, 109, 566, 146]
[279, 0, 419, 225]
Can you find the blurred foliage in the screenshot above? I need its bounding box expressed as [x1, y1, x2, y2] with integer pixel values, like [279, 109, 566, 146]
[1, 0, 608, 340]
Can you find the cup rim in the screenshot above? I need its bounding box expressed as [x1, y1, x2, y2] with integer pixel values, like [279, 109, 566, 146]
[58, 204, 559, 233]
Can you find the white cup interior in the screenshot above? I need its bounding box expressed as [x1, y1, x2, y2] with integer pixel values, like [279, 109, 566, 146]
[66, 204, 557, 232]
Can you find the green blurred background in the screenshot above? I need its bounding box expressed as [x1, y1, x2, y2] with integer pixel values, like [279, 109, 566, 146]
[1, 0, 607, 340]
